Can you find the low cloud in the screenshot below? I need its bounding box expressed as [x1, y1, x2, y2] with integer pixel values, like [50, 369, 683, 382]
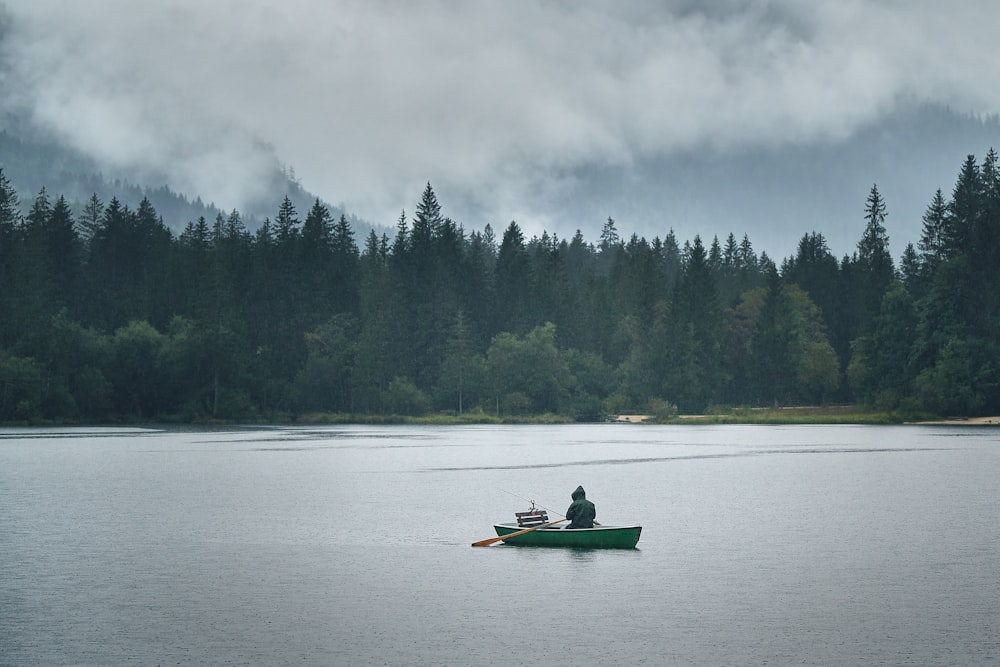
[2, 1, 999, 235]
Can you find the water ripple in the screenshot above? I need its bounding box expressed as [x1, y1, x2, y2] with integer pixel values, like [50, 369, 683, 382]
[426, 447, 948, 471]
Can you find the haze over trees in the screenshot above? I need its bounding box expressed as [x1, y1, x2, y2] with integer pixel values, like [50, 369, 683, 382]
[0, 125, 369, 244]
[1, 151, 999, 423]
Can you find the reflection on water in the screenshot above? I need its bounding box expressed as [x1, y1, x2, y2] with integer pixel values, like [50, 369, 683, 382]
[1, 424, 997, 666]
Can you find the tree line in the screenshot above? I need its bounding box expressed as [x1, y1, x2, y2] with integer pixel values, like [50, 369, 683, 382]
[0, 150, 998, 423]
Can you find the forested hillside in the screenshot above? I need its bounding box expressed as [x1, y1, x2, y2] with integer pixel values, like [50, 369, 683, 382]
[1, 150, 998, 423]
[0, 124, 368, 241]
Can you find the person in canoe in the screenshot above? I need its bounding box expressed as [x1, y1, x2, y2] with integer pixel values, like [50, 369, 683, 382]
[564, 485, 596, 528]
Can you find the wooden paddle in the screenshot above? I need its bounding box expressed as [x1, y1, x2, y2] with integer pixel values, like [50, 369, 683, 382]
[471, 519, 567, 547]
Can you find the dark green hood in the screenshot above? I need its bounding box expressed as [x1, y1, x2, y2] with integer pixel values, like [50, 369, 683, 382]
[566, 485, 595, 528]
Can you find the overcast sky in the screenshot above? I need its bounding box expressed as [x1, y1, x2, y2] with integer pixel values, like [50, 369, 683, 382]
[3, 1, 1000, 242]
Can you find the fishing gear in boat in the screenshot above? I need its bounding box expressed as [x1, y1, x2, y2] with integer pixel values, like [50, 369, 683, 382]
[498, 488, 565, 518]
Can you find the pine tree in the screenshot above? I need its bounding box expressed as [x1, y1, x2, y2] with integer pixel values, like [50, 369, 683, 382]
[856, 184, 894, 333]
[917, 189, 948, 273]
[13, 190, 72, 349]
[708, 235, 722, 274]
[331, 214, 358, 258]
[722, 233, 738, 275]
[868, 281, 918, 408]
[330, 214, 360, 315]
[945, 154, 981, 256]
[598, 217, 620, 252]
[494, 221, 532, 335]
[391, 210, 408, 258]
[737, 233, 758, 280]
[301, 199, 333, 254]
[783, 232, 844, 362]
[44, 195, 80, 312]
[0, 169, 17, 234]
[177, 216, 212, 321]
[299, 199, 335, 320]
[411, 183, 442, 255]
[673, 235, 722, 409]
[78, 193, 104, 244]
[132, 197, 174, 327]
[274, 196, 300, 245]
[898, 243, 920, 291]
[24, 187, 51, 232]
[463, 228, 498, 349]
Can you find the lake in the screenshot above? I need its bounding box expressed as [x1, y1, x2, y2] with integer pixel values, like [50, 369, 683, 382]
[1, 424, 997, 665]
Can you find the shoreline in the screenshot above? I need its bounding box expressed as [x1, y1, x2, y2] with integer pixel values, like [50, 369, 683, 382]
[5, 412, 1000, 428]
[909, 416, 1000, 425]
[612, 412, 1000, 426]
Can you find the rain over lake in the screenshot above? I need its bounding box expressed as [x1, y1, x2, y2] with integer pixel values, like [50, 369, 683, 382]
[2, 424, 997, 665]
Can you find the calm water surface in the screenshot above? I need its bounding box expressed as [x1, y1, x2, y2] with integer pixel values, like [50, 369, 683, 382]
[1, 424, 998, 665]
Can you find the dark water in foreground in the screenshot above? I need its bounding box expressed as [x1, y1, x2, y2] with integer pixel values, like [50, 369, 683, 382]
[1, 424, 998, 665]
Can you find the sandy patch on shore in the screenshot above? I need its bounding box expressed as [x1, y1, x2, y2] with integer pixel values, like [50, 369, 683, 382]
[912, 416, 1000, 425]
[612, 414, 652, 423]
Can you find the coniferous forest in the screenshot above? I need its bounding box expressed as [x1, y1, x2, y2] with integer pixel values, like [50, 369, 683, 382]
[1, 149, 999, 423]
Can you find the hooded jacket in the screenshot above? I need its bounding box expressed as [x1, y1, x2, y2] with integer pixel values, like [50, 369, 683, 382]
[565, 485, 596, 528]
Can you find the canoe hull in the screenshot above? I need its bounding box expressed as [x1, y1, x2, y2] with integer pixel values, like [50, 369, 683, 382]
[493, 523, 641, 549]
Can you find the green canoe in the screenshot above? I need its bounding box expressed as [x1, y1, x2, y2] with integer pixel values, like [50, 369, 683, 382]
[492, 523, 642, 549]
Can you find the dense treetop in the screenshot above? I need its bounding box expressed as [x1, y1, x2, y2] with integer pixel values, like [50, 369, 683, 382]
[1, 150, 998, 423]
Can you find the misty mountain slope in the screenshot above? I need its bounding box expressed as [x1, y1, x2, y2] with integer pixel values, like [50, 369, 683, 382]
[533, 105, 1000, 260]
[0, 120, 369, 237]
[1, 127, 220, 226]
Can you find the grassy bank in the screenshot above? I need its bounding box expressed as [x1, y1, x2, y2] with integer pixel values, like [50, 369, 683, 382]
[295, 411, 574, 425]
[656, 405, 923, 425]
[296, 406, 914, 426]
